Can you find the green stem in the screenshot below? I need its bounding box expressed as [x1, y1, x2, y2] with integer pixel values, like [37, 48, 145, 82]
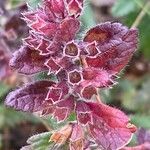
[131, 1, 150, 28]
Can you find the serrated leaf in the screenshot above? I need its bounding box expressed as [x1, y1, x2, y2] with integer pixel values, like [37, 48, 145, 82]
[84, 22, 138, 86]
[0, 82, 10, 98]
[87, 102, 136, 150]
[5, 80, 54, 112]
[21, 132, 52, 150]
[10, 46, 49, 75]
[27, 132, 52, 144]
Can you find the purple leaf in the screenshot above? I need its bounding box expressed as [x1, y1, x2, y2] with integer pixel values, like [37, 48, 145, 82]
[87, 102, 136, 150]
[5, 80, 54, 112]
[10, 46, 49, 75]
[84, 22, 138, 74]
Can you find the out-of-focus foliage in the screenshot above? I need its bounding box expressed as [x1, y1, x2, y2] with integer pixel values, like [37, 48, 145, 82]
[0, 105, 40, 129]
[110, 76, 150, 113]
[0, 134, 2, 149]
[131, 114, 150, 129]
[112, 0, 150, 59]
[1, 0, 41, 9]
[111, 0, 143, 17]
[81, 0, 96, 30]
[0, 82, 10, 97]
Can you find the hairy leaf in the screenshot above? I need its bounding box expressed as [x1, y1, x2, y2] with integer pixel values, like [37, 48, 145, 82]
[5, 80, 54, 112]
[87, 102, 136, 150]
[84, 22, 138, 74]
[10, 46, 49, 75]
[21, 132, 52, 150]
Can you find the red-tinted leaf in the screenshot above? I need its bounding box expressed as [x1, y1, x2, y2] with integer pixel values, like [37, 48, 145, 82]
[81, 67, 114, 88]
[29, 16, 59, 38]
[55, 17, 80, 42]
[68, 0, 83, 17]
[43, 94, 75, 121]
[70, 123, 84, 150]
[23, 33, 40, 49]
[45, 57, 75, 75]
[39, 23, 59, 38]
[44, 0, 67, 19]
[81, 85, 97, 99]
[10, 46, 49, 75]
[57, 82, 70, 99]
[56, 95, 75, 109]
[84, 22, 126, 44]
[84, 22, 138, 74]
[77, 112, 92, 125]
[5, 80, 54, 112]
[36, 38, 52, 55]
[54, 107, 69, 122]
[76, 101, 92, 125]
[45, 58, 61, 74]
[87, 102, 136, 150]
[46, 88, 62, 103]
[85, 42, 99, 57]
[53, 95, 75, 121]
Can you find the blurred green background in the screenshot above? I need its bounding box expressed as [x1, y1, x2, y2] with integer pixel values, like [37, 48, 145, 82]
[0, 0, 150, 149]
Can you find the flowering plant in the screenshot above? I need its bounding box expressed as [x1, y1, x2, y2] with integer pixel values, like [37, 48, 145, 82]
[5, 0, 138, 149]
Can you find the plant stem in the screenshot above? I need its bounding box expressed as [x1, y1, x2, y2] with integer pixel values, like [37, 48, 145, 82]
[131, 1, 150, 28]
[40, 118, 52, 131]
[133, 0, 150, 15]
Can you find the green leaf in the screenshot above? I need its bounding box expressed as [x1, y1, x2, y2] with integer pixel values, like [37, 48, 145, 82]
[131, 114, 150, 129]
[7, 0, 25, 8]
[22, 131, 69, 150]
[0, 82, 11, 99]
[121, 2, 150, 59]
[21, 132, 52, 150]
[0, 106, 40, 129]
[27, 0, 41, 9]
[68, 112, 76, 121]
[80, 0, 96, 31]
[35, 72, 57, 82]
[27, 132, 51, 144]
